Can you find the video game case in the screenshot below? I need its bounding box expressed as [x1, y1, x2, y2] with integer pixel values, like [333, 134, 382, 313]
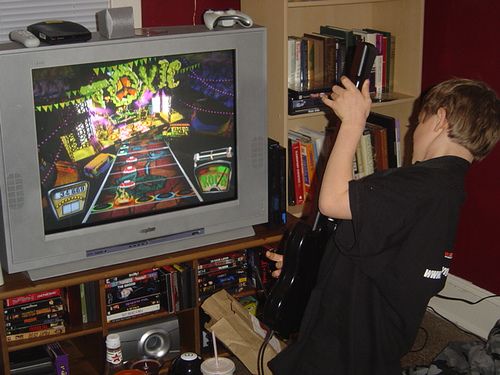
[46, 342, 69, 375]
[105, 274, 160, 305]
[4, 297, 65, 316]
[104, 269, 159, 288]
[198, 266, 247, 282]
[198, 268, 247, 285]
[6, 320, 65, 336]
[5, 310, 63, 324]
[197, 251, 247, 268]
[107, 293, 161, 315]
[106, 303, 161, 323]
[6, 325, 66, 343]
[4, 288, 63, 307]
[6, 315, 64, 331]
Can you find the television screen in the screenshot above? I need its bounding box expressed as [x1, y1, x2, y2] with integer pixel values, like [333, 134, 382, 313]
[34, 50, 237, 235]
[0, 26, 267, 280]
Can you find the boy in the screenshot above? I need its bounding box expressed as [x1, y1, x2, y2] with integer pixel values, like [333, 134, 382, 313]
[266, 77, 500, 374]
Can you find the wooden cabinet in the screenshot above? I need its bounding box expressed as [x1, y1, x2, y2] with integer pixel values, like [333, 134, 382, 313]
[0, 224, 285, 374]
[241, 0, 424, 215]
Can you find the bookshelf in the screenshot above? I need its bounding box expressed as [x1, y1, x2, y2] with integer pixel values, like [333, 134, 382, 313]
[0, 223, 286, 374]
[241, 0, 424, 216]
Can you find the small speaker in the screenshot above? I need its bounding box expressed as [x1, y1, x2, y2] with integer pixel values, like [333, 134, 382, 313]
[111, 316, 180, 361]
[96, 7, 135, 39]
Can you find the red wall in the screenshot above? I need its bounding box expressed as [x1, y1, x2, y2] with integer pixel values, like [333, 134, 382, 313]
[423, 0, 500, 294]
[141, 0, 240, 27]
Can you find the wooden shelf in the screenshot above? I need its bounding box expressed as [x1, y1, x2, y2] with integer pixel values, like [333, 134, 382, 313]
[0, 222, 288, 374]
[242, 0, 424, 216]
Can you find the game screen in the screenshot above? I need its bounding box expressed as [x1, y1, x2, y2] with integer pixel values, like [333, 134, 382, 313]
[34, 50, 237, 235]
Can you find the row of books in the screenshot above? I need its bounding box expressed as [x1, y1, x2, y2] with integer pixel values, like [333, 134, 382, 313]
[4, 288, 66, 342]
[288, 112, 401, 206]
[287, 24, 395, 102]
[105, 268, 162, 323]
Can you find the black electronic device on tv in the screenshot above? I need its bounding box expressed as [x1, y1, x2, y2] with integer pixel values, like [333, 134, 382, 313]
[27, 20, 91, 44]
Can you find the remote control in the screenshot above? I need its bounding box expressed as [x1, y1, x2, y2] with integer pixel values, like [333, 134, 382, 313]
[9, 29, 40, 48]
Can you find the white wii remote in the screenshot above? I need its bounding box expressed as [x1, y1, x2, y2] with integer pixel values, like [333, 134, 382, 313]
[9, 29, 40, 48]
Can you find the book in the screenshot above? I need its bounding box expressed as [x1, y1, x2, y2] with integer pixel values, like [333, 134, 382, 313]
[319, 25, 356, 77]
[365, 123, 389, 171]
[367, 112, 399, 168]
[303, 33, 325, 84]
[288, 130, 315, 195]
[363, 28, 393, 93]
[310, 32, 338, 85]
[289, 135, 305, 205]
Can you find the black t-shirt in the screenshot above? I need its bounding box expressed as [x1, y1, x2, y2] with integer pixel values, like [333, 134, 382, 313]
[268, 156, 469, 375]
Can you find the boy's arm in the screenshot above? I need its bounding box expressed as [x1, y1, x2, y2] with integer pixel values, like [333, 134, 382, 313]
[318, 77, 371, 220]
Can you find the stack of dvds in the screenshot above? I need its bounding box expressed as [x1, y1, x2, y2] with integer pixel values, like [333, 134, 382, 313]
[4, 288, 66, 342]
[159, 263, 195, 313]
[197, 250, 249, 301]
[105, 268, 161, 323]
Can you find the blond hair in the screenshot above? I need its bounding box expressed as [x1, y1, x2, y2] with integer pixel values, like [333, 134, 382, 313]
[420, 78, 500, 160]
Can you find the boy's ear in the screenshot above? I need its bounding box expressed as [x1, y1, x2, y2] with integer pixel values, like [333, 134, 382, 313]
[435, 107, 448, 131]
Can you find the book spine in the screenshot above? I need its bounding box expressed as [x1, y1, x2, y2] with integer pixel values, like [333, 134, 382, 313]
[290, 139, 304, 205]
[5, 288, 62, 307]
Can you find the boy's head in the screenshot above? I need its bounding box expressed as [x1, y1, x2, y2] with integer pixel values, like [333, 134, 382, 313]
[419, 78, 500, 160]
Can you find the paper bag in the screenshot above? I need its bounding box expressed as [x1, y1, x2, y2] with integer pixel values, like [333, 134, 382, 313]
[201, 289, 286, 375]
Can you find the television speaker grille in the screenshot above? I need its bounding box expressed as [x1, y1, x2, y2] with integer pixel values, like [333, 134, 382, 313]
[251, 136, 265, 169]
[6, 173, 24, 209]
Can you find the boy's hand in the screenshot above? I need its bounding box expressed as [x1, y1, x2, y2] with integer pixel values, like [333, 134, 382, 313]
[265, 250, 283, 278]
[321, 76, 371, 127]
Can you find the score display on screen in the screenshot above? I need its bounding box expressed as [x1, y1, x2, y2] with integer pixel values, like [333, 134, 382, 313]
[33, 50, 237, 235]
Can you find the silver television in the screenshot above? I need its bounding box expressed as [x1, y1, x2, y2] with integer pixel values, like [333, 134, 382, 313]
[0, 25, 267, 280]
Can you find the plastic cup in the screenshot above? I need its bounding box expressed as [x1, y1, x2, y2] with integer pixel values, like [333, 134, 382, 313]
[200, 357, 235, 375]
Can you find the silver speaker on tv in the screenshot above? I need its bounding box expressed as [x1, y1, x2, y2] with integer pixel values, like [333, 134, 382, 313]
[96, 7, 135, 39]
[111, 316, 180, 361]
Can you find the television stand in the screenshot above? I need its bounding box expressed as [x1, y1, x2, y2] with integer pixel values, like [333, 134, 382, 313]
[0, 221, 289, 375]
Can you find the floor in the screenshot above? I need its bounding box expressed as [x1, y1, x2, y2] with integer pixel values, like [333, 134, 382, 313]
[229, 309, 481, 374]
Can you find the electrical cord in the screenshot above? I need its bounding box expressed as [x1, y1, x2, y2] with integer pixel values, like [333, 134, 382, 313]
[436, 293, 500, 305]
[257, 329, 275, 375]
[409, 326, 429, 353]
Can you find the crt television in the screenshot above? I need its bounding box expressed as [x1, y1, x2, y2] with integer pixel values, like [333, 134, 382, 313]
[0, 25, 268, 280]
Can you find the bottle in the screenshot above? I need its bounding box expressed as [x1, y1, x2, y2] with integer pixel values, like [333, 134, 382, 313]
[104, 333, 126, 374]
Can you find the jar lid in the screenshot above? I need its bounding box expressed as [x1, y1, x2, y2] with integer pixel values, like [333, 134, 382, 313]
[106, 333, 121, 349]
[180, 352, 200, 361]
